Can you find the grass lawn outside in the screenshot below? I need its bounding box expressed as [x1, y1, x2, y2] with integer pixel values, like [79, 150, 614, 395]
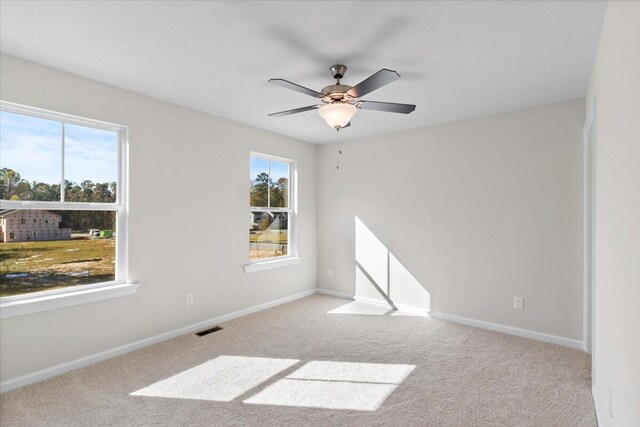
[249, 229, 288, 244]
[0, 236, 115, 297]
[249, 230, 288, 260]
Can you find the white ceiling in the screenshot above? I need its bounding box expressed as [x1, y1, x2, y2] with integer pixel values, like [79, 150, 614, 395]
[0, 1, 606, 144]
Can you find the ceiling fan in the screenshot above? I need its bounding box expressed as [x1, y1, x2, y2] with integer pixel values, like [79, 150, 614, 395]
[268, 64, 416, 129]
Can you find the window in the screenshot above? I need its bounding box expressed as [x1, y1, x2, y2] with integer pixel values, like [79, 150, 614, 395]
[0, 102, 127, 299]
[249, 154, 294, 262]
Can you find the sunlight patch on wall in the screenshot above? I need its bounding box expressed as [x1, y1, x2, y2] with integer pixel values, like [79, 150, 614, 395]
[131, 355, 299, 402]
[355, 216, 389, 298]
[355, 216, 431, 313]
[389, 252, 431, 312]
[355, 263, 390, 304]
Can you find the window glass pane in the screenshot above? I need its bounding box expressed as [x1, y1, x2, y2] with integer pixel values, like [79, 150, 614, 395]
[64, 124, 118, 203]
[250, 157, 269, 207]
[0, 209, 116, 297]
[249, 211, 288, 261]
[270, 161, 289, 208]
[0, 111, 62, 201]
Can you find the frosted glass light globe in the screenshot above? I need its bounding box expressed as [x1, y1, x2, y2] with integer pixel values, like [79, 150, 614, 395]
[318, 103, 358, 128]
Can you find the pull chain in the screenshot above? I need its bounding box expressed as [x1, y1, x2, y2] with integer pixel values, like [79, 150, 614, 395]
[336, 127, 342, 170]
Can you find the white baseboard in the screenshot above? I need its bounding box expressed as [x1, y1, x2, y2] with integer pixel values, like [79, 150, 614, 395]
[429, 311, 583, 350]
[316, 288, 354, 300]
[317, 291, 582, 350]
[592, 386, 602, 426]
[353, 295, 389, 306]
[0, 288, 316, 393]
[394, 302, 431, 317]
[0, 288, 584, 393]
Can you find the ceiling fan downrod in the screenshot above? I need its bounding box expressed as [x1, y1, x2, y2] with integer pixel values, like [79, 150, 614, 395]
[330, 64, 348, 84]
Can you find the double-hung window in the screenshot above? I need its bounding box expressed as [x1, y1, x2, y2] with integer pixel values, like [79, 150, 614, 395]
[0, 101, 128, 305]
[249, 153, 295, 263]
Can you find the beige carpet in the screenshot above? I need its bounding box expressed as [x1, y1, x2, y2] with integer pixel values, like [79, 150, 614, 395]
[0, 295, 596, 426]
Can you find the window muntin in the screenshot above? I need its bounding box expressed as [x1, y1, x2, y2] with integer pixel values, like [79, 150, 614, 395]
[249, 154, 293, 262]
[0, 102, 127, 299]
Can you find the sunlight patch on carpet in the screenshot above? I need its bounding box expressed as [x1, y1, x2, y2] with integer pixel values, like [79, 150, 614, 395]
[131, 355, 299, 402]
[327, 301, 392, 315]
[390, 308, 430, 317]
[327, 300, 430, 317]
[288, 360, 415, 383]
[244, 378, 398, 411]
[244, 360, 415, 411]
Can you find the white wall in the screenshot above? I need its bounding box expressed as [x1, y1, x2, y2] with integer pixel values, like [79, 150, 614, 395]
[318, 99, 585, 340]
[586, 1, 640, 425]
[0, 54, 317, 383]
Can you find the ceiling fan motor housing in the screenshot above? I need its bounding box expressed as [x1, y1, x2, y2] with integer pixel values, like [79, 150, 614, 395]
[321, 84, 353, 99]
[324, 65, 354, 102]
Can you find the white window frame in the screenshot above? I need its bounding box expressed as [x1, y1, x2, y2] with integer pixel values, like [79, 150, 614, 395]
[245, 152, 299, 273]
[0, 101, 137, 319]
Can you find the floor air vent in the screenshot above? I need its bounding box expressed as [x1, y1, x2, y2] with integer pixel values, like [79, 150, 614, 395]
[195, 326, 223, 337]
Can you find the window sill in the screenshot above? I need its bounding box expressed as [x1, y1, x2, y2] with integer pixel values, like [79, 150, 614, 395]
[243, 256, 301, 273]
[0, 282, 140, 320]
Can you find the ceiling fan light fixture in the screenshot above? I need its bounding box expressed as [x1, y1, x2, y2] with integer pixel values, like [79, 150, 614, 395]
[269, 65, 415, 131]
[318, 103, 358, 128]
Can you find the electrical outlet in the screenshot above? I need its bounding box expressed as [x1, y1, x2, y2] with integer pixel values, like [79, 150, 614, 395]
[328, 269, 333, 278]
[513, 296, 524, 309]
[186, 294, 194, 307]
[608, 387, 613, 418]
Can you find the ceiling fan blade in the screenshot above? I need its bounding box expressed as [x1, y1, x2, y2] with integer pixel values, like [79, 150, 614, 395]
[347, 69, 400, 98]
[343, 122, 351, 128]
[269, 78, 325, 98]
[268, 105, 322, 117]
[358, 100, 416, 114]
